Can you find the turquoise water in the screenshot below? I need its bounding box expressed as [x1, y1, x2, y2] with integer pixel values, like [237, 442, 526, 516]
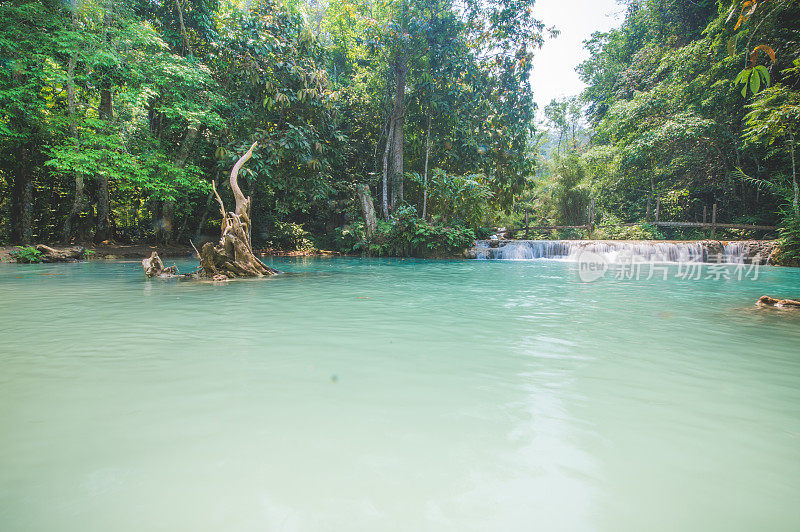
[1, 257, 800, 531]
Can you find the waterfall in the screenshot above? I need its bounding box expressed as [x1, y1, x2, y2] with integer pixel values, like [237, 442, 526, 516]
[722, 242, 746, 264]
[473, 240, 751, 264]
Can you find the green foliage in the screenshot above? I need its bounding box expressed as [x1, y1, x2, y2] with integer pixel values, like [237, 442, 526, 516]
[344, 206, 475, 257]
[593, 213, 663, 241]
[775, 212, 800, 264]
[408, 169, 492, 227]
[10, 246, 43, 263]
[0, 0, 542, 249]
[565, 0, 800, 233]
[6, 0, 796, 255]
[734, 65, 770, 97]
[328, 223, 366, 252]
[263, 220, 314, 251]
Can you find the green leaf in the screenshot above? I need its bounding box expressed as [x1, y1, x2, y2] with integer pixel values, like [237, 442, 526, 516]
[733, 69, 748, 84]
[754, 64, 770, 87]
[749, 70, 760, 95]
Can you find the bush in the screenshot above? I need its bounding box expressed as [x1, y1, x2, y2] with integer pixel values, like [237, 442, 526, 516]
[774, 211, 800, 265]
[328, 223, 365, 252]
[262, 221, 314, 251]
[10, 246, 43, 263]
[345, 205, 476, 257]
[473, 226, 494, 240]
[592, 212, 663, 240]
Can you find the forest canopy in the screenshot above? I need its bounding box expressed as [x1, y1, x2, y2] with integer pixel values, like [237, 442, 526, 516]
[1, 0, 799, 258]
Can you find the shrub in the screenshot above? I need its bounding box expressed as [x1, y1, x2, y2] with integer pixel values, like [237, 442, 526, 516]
[473, 226, 494, 240]
[329, 223, 365, 253]
[10, 246, 43, 263]
[263, 221, 314, 251]
[774, 211, 800, 265]
[593, 212, 663, 240]
[347, 205, 476, 257]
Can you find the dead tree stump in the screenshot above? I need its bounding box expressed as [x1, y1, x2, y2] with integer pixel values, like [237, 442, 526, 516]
[142, 251, 178, 278]
[198, 141, 280, 279]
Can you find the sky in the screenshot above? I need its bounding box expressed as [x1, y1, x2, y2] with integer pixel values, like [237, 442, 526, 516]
[530, 0, 626, 120]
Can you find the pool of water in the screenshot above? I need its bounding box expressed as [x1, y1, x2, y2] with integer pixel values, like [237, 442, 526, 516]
[1, 257, 800, 531]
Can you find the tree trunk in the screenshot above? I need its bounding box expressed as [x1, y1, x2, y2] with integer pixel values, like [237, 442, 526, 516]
[198, 141, 279, 278]
[195, 173, 220, 240]
[21, 171, 34, 245]
[174, 0, 193, 56]
[11, 145, 34, 244]
[381, 118, 394, 220]
[96, 83, 113, 243]
[95, 4, 114, 243]
[356, 183, 378, 238]
[62, 13, 87, 243]
[390, 52, 407, 209]
[96, 173, 111, 242]
[422, 114, 431, 220]
[162, 122, 201, 243]
[21, 167, 34, 245]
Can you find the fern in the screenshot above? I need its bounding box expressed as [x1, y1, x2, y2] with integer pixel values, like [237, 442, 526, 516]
[732, 167, 792, 198]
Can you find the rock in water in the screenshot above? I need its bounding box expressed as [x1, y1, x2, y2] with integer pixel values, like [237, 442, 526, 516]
[757, 295, 800, 309]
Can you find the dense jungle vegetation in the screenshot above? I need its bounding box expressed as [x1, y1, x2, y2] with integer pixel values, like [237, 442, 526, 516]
[1, 0, 799, 259]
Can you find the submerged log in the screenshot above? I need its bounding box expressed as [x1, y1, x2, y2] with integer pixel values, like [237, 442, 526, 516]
[198, 141, 279, 279]
[757, 295, 800, 309]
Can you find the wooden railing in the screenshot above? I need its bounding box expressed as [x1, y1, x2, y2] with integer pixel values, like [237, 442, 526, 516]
[508, 201, 776, 238]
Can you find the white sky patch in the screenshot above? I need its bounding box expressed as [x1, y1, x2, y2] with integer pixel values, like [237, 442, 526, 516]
[531, 0, 625, 120]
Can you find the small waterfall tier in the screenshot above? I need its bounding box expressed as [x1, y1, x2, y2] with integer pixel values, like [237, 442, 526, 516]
[469, 240, 776, 264]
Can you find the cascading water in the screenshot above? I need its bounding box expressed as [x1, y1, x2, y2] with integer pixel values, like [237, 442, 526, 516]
[474, 240, 750, 264]
[722, 242, 746, 264]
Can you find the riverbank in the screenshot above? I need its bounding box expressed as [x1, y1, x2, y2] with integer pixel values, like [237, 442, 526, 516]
[0, 244, 342, 263]
[2, 239, 795, 266]
[0, 244, 194, 263]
